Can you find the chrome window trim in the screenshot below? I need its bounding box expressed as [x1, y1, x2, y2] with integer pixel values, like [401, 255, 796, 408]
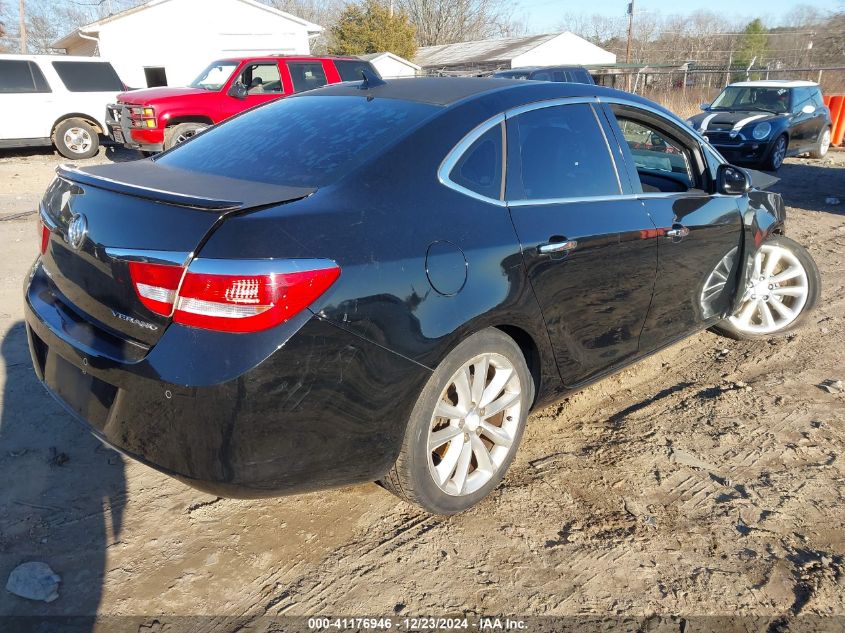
[437, 113, 507, 207]
[105, 248, 192, 267]
[509, 194, 640, 207]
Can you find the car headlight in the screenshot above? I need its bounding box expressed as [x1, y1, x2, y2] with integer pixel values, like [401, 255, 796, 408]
[752, 122, 772, 140]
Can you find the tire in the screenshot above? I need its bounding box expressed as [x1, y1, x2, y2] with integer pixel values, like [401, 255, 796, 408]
[380, 328, 534, 515]
[164, 122, 208, 150]
[761, 134, 787, 171]
[712, 236, 820, 341]
[54, 118, 99, 159]
[809, 127, 831, 159]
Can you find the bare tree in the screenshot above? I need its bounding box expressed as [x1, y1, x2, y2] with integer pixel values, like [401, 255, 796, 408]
[398, 0, 525, 46]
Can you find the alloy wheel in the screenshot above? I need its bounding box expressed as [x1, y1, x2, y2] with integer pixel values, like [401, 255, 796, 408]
[64, 127, 93, 155]
[426, 352, 523, 496]
[728, 244, 809, 335]
[771, 137, 786, 169]
[819, 129, 831, 156]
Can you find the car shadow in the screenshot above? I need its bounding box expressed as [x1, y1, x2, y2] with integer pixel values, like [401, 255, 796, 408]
[0, 143, 142, 165]
[0, 321, 126, 628]
[765, 158, 845, 215]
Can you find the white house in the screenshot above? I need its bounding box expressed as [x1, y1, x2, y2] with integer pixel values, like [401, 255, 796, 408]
[415, 32, 616, 74]
[359, 52, 420, 78]
[52, 0, 323, 88]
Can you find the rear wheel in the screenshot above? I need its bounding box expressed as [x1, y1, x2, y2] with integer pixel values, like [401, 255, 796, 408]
[762, 134, 787, 171]
[712, 237, 820, 340]
[809, 127, 831, 159]
[380, 329, 533, 514]
[54, 118, 99, 159]
[164, 122, 208, 150]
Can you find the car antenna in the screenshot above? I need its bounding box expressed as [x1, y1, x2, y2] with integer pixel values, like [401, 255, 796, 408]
[359, 69, 386, 89]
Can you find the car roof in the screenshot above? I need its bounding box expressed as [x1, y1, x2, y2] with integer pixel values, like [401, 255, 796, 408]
[213, 55, 363, 64]
[0, 54, 116, 63]
[495, 65, 588, 73]
[729, 80, 818, 88]
[304, 76, 664, 112]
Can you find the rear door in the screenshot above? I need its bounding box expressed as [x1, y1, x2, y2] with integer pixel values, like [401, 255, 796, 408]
[50, 60, 124, 130]
[602, 102, 743, 352]
[286, 60, 332, 93]
[506, 101, 658, 385]
[0, 59, 54, 140]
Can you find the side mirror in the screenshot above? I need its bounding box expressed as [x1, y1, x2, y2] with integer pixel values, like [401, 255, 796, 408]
[717, 164, 751, 195]
[227, 82, 248, 99]
[699, 102, 710, 111]
[801, 104, 816, 114]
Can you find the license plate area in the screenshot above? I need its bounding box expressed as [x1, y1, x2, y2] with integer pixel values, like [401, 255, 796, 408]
[43, 350, 118, 430]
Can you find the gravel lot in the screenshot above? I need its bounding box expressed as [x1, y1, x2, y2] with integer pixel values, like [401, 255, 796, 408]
[0, 145, 844, 629]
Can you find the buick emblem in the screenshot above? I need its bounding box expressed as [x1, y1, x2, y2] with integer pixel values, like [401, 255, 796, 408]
[67, 213, 88, 250]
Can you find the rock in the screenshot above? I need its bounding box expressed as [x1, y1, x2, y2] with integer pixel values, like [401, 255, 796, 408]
[825, 197, 841, 205]
[6, 562, 60, 602]
[819, 379, 843, 394]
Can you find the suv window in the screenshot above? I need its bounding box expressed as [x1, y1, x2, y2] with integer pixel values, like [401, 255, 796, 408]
[0, 60, 51, 93]
[531, 70, 552, 81]
[156, 95, 438, 187]
[449, 123, 503, 200]
[237, 62, 283, 94]
[512, 103, 620, 200]
[616, 118, 694, 190]
[52, 61, 123, 92]
[288, 62, 328, 93]
[334, 60, 377, 82]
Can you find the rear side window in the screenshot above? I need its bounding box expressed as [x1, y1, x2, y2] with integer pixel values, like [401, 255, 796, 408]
[512, 103, 620, 200]
[448, 124, 503, 200]
[156, 95, 439, 187]
[811, 88, 825, 109]
[52, 61, 123, 92]
[334, 60, 378, 82]
[288, 62, 328, 93]
[0, 60, 50, 93]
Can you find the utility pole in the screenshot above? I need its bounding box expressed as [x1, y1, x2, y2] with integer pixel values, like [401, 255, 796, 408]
[389, 0, 393, 18]
[18, 0, 27, 54]
[625, 0, 634, 91]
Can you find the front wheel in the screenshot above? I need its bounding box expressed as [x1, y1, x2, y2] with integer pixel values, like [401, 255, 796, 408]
[164, 122, 208, 150]
[380, 329, 533, 514]
[712, 236, 820, 341]
[762, 134, 787, 171]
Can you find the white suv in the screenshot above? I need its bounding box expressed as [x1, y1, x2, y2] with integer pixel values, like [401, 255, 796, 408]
[0, 55, 125, 159]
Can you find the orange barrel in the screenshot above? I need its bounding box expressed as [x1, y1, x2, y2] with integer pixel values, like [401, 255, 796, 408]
[830, 95, 845, 146]
[824, 95, 832, 107]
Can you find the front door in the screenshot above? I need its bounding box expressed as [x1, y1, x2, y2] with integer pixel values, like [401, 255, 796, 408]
[602, 103, 744, 353]
[506, 102, 658, 386]
[220, 61, 286, 120]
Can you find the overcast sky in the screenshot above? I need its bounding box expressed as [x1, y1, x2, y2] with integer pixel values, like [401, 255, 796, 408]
[520, 0, 843, 33]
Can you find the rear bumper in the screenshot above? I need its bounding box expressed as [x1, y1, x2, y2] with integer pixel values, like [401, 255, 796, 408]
[24, 260, 429, 497]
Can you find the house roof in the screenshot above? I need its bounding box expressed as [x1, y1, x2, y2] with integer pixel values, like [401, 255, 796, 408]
[52, 0, 322, 50]
[359, 52, 421, 70]
[415, 33, 560, 68]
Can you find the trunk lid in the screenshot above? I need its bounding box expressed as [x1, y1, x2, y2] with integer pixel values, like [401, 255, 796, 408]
[39, 161, 314, 346]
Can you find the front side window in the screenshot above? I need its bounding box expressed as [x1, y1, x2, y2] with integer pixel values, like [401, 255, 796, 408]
[288, 62, 328, 93]
[237, 62, 283, 94]
[448, 123, 503, 201]
[511, 103, 620, 200]
[52, 61, 123, 92]
[617, 118, 694, 190]
[0, 60, 50, 93]
[190, 61, 239, 91]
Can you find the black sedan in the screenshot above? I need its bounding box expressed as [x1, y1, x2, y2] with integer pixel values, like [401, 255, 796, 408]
[26, 78, 820, 514]
[687, 80, 832, 171]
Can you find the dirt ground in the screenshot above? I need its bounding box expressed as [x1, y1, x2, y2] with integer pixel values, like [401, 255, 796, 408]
[0, 145, 844, 630]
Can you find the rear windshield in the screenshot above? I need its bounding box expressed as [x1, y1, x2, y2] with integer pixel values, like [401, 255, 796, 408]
[52, 61, 123, 92]
[334, 60, 379, 82]
[156, 95, 439, 187]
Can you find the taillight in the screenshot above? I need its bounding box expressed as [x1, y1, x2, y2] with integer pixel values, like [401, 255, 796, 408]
[127, 260, 340, 333]
[38, 218, 50, 255]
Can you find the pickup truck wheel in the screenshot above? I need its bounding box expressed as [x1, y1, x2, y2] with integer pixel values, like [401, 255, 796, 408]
[164, 123, 207, 150]
[54, 118, 99, 159]
[380, 328, 533, 515]
[712, 237, 820, 341]
[809, 127, 831, 159]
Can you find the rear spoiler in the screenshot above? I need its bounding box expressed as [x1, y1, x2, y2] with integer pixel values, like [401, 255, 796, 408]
[56, 162, 315, 212]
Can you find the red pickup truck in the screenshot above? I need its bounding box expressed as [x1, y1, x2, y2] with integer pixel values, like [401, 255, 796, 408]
[107, 55, 377, 152]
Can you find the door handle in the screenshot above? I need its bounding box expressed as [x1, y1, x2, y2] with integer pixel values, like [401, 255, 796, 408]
[538, 239, 577, 254]
[665, 225, 689, 238]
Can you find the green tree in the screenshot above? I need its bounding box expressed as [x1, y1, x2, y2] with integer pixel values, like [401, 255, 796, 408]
[735, 18, 768, 68]
[329, 0, 417, 60]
